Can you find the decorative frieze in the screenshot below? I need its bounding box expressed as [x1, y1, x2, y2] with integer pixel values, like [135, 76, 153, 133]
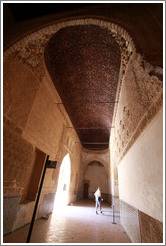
[4, 18, 134, 83]
[110, 53, 163, 166]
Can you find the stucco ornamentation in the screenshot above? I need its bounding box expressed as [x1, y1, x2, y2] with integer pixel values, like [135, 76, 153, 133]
[110, 53, 163, 166]
[4, 18, 134, 82]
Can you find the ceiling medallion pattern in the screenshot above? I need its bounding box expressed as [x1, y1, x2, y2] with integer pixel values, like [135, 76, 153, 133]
[45, 25, 122, 150]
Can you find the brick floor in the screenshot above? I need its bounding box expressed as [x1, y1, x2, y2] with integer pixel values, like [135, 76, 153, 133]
[3, 199, 131, 244]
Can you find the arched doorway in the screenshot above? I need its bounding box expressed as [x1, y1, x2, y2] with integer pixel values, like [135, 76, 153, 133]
[84, 161, 108, 201]
[53, 153, 71, 212]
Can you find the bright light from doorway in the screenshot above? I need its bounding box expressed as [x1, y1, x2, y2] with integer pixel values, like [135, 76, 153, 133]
[53, 153, 71, 213]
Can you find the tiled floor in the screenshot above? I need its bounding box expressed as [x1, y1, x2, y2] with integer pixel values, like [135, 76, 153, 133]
[3, 199, 131, 244]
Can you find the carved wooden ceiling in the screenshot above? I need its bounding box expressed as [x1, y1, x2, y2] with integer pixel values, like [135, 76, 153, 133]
[45, 25, 121, 150]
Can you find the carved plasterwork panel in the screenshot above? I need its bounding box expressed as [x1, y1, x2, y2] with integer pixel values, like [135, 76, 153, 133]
[110, 53, 163, 166]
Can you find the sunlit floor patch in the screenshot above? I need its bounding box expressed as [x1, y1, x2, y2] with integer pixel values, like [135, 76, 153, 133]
[4, 200, 131, 244]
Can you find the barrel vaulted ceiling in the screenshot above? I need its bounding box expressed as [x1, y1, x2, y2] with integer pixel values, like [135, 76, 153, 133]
[4, 4, 163, 150]
[45, 25, 121, 150]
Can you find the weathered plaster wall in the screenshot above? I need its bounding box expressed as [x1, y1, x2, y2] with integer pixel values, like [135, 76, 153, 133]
[118, 109, 163, 222]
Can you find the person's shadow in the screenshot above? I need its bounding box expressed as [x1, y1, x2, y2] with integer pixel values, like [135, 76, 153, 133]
[101, 210, 120, 217]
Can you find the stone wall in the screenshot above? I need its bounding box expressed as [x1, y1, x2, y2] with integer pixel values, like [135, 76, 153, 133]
[3, 195, 21, 235]
[3, 54, 82, 235]
[3, 58, 41, 128]
[3, 117, 35, 197]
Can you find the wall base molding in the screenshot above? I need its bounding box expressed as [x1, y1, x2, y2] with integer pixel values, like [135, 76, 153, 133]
[120, 199, 163, 243]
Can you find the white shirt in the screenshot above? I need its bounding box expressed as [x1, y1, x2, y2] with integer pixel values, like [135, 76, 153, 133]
[94, 188, 101, 198]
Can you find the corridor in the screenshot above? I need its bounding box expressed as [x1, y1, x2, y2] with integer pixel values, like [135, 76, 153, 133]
[3, 3, 163, 244]
[3, 200, 131, 244]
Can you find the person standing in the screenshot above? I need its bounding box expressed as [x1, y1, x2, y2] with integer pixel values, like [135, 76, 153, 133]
[94, 187, 102, 214]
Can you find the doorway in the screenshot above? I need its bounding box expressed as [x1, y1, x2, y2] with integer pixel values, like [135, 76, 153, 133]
[53, 153, 71, 211]
[84, 161, 108, 201]
[83, 181, 89, 199]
